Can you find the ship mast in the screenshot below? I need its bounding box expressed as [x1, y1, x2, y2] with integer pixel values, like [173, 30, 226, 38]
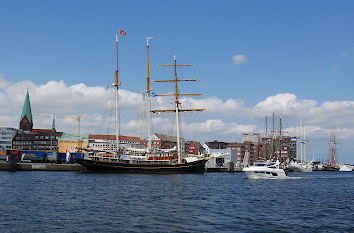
[272, 112, 275, 160]
[153, 54, 205, 164]
[300, 119, 303, 163]
[265, 116, 268, 160]
[303, 122, 306, 162]
[328, 130, 339, 166]
[113, 34, 120, 152]
[146, 37, 153, 153]
[296, 122, 299, 161]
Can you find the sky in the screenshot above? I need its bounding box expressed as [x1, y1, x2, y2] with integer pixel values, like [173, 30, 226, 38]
[1, 0, 354, 163]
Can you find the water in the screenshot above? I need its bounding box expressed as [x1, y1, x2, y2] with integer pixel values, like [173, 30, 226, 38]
[0, 171, 353, 232]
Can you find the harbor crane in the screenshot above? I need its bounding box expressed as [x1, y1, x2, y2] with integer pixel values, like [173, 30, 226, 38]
[32, 113, 84, 144]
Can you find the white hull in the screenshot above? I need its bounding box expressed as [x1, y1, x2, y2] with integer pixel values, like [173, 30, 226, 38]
[289, 162, 312, 172]
[243, 161, 287, 179]
[339, 164, 353, 172]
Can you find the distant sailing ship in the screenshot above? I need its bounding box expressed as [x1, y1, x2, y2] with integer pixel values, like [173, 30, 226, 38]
[322, 130, 340, 171]
[288, 121, 312, 172]
[77, 34, 207, 173]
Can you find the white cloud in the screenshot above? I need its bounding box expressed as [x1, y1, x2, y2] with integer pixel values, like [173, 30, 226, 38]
[232, 54, 246, 65]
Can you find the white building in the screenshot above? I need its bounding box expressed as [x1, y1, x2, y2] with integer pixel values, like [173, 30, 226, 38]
[0, 127, 17, 150]
[87, 134, 145, 153]
[205, 148, 237, 169]
[241, 133, 260, 143]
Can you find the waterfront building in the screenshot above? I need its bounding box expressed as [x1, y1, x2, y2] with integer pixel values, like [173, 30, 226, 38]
[186, 141, 204, 155]
[148, 133, 187, 153]
[12, 90, 63, 151]
[205, 134, 295, 166]
[241, 133, 260, 143]
[12, 129, 63, 151]
[205, 148, 237, 169]
[0, 127, 17, 150]
[87, 134, 145, 153]
[227, 141, 260, 166]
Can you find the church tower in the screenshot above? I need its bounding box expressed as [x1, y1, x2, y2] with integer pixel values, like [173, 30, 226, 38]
[19, 90, 33, 131]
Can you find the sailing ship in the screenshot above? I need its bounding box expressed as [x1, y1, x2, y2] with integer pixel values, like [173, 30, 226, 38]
[288, 121, 312, 172]
[77, 34, 207, 173]
[322, 130, 340, 171]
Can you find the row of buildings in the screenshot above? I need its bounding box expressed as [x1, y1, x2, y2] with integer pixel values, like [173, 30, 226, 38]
[205, 133, 297, 167]
[1, 91, 297, 165]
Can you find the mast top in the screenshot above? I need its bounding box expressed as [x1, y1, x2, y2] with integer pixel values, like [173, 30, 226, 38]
[116, 34, 118, 42]
[146, 37, 153, 46]
[152, 55, 205, 112]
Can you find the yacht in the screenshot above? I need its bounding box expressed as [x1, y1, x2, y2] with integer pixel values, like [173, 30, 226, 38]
[242, 160, 288, 179]
[288, 161, 312, 172]
[339, 164, 353, 172]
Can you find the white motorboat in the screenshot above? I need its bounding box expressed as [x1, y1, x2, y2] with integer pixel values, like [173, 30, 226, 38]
[242, 160, 288, 179]
[288, 161, 312, 172]
[339, 164, 353, 172]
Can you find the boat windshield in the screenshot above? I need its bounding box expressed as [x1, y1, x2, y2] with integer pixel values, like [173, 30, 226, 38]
[254, 162, 276, 167]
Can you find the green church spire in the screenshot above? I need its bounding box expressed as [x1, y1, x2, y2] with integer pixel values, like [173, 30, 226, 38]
[52, 115, 56, 130]
[20, 90, 33, 123]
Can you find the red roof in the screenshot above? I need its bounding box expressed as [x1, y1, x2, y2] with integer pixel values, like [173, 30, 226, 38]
[32, 129, 57, 133]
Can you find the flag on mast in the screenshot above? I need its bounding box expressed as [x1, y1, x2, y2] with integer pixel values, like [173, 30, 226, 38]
[120, 30, 127, 35]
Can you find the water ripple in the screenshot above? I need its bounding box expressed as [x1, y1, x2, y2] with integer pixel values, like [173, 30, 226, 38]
[0, 171, 353, 232]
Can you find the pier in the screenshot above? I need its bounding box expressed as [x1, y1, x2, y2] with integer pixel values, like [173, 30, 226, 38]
[0, 161, 83, 171]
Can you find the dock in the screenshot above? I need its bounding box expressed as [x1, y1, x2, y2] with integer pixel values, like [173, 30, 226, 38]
[0, 161, 83, 171]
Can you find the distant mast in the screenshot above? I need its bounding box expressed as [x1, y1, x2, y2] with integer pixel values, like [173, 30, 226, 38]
[153, 54, 205, 164]
[113, 34, 120, 152]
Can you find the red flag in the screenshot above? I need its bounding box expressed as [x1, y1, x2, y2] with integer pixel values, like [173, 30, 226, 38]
[120, 30, 126, 35]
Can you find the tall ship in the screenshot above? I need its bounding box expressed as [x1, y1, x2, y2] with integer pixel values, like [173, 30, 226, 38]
[322, 130, 339, 171]
[77, 34, 207, 173]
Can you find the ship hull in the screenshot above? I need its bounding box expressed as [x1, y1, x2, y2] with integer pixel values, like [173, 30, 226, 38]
[322, 165, 339, 171]
[76, 158, 207, 174]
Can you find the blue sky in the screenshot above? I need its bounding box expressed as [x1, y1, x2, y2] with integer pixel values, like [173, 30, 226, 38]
[1, 0, 354, 163]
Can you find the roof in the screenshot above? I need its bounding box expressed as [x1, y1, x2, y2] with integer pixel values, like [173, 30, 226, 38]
[206, 140, 228, 149]
[154, 133, 185, 142]
[32, 129, 57, 133]
[189, 141, 203, 148]
[20, 90, 32, 123]
[89, 134, 141, 142]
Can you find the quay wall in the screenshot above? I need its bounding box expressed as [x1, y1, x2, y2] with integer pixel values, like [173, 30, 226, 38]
[0, 161, 83, 171]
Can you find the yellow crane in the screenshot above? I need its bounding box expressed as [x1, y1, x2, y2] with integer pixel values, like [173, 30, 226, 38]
[32, 113, 83, 144]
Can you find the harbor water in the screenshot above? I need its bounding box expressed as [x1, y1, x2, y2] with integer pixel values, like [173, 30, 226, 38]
[0, 171, 353, 232]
